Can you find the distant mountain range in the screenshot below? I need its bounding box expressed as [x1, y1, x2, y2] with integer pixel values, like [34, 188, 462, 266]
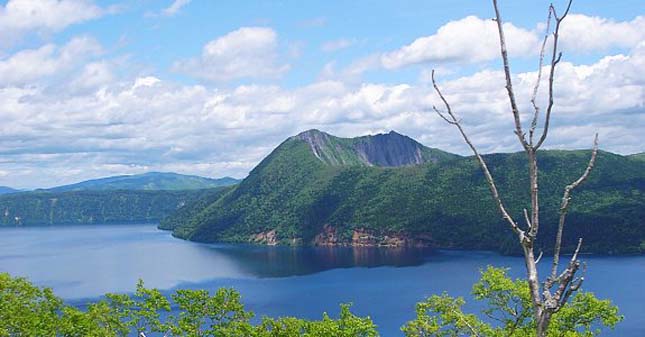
[162, 129, 645, 255]
[0, 186, 19, 195]
[0, 173, 239, 226]
[42, 172, 239, 192]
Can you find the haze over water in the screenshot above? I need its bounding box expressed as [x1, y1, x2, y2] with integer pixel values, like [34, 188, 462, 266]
[0, 224, 642, 336]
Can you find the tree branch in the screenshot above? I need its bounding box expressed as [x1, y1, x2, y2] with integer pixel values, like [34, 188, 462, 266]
[550, 135, 598, 279]
[535, 0, 573, 150]
[431, 70, 526, 240]
[529, 7, 553, 146]
[492, 0, 530, 151]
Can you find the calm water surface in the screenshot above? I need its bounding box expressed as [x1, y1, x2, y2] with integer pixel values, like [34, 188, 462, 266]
[0, 224, 643, 336]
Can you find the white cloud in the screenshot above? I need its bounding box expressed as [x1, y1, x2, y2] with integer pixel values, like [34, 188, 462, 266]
[1, 41, 643, 188]
[173, 27, 290, 82]
[321, 38, 356, 52]
[0, 0, 104, 44]
[380, 14, 645, 70]
[381, 16, 539, 69]
[560, 15, 645, 52]
[0, 11, 643, 189]
[162, 0, 192, 16]
[71, 62, 114, 90]
[0, 36, 103, 87]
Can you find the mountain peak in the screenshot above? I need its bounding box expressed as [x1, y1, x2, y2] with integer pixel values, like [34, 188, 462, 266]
[290, 129, 458, 167]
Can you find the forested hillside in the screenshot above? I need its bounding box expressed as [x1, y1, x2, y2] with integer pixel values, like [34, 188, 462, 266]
[0, 188, 228, 226]
[165, 130, 645, 255]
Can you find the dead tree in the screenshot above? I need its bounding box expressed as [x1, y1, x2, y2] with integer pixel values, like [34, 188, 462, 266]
[430, 0, 599, 336]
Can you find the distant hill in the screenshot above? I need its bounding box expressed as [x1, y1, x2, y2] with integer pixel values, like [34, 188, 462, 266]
[629, 152, 645, 161]
[0, 186, 19, 195]
[44, 172, 239, 192]
[0, 187, 233, 226]
[162, 129, 645, 255]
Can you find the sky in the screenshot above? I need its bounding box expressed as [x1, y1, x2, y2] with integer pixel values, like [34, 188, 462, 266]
[0, 0, 643, 189]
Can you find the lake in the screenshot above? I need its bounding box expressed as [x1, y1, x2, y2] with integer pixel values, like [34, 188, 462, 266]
[0, 224, 643, 336]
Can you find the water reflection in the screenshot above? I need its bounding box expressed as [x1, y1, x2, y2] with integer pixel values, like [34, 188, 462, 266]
[209, 244, 435, 277]
[0, 224, 434, 297]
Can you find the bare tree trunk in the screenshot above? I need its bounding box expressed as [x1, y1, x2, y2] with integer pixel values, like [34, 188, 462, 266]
[430, 1, 599, 335]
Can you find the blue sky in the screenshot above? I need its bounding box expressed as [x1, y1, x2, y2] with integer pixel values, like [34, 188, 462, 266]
[0, 0, 643, 188]
[42, 0, 642, 86]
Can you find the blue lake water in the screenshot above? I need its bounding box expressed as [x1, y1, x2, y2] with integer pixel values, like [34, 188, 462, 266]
[0, 224, 643, 336]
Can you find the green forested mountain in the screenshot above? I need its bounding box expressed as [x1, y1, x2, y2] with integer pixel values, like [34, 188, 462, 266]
[43, 172, 239, 192]
[0, 188, 229, 226]
[165, 130, 645, 255]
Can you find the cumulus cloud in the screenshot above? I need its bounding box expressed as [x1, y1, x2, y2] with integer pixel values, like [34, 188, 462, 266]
[381, 16, 539, 69]
[0, 0, 104, 45]
[1, 41, 643, 188]
[0, 9, 643, 189]
[380, 14, 644, 70]
[559, 15, 645, 52]
[172, 27, 290, 82]
[0, 36, 103, 87]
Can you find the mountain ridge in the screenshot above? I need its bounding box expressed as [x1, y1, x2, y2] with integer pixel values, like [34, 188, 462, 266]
[43, 172, 239, 192]
[291, 129, 459, 167]
[0, 186, 19, 195]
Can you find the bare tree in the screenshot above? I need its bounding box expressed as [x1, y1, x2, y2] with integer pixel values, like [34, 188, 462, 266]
[430, 0, 599, 336]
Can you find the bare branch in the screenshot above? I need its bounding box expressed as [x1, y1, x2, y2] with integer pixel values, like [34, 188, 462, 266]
[522, 208, 532, 230]
[551, 135, 599, 279]
[535, 0, 573, 149]
[431, 70, 526, 240]
[529, 7, 553, 145]
[432, 106, 458, 125]
[535, 250, 544, 264]
[492, 0, 530, 150]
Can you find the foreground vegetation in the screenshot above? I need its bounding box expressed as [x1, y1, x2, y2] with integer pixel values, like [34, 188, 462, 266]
[0, 267, 620, 337]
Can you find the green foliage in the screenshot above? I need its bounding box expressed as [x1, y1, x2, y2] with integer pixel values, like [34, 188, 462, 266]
[0, 188, 228, 226]
[255, 304, 378, 337]
[402, 266, 623, 337]
[0, 269, 623, 337]
[0, 273, 64, 337]
[0, 272, 379, 337]
[168, 135, 645, 254]
[159, 187, 233, 230]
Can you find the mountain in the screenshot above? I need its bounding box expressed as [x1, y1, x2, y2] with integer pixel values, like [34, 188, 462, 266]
[162, 130, 645, 254]
[0, 187, 233, 226]
[293, 129, 459, 166]
[44, 172, 239, 192]
[0, 186, 18, 195]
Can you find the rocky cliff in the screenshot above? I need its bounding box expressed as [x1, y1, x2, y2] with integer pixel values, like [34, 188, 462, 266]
[293, 129, 458, 167]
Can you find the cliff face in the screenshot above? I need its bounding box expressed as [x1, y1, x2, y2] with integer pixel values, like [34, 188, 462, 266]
[293, 129, 457, 167]
[311, 224, 433, 248]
